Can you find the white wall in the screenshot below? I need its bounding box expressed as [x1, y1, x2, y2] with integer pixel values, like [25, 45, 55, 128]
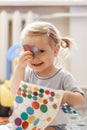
[70, 6, 87, 87]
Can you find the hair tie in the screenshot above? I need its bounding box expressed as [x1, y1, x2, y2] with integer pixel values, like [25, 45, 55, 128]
[47, 29, 50, 36]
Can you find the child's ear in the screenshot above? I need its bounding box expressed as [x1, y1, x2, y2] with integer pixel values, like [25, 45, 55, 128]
[54, 44, 60, 56]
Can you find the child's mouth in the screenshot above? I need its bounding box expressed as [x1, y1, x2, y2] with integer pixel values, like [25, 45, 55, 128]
[32, 62, 44, 67]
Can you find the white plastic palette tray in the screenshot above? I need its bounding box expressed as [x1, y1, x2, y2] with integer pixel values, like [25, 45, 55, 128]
[10, 81, 63, 130]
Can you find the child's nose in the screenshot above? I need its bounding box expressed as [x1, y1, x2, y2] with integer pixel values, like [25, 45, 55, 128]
[33, 52, 40, 59]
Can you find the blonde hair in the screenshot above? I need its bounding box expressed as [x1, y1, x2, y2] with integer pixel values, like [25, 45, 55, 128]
[20, 21, 73, 49]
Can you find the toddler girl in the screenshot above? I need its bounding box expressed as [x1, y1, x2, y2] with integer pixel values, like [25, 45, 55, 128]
[10, 21, 84, 130]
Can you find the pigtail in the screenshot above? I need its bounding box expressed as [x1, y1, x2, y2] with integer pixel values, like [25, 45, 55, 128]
[58, 37, 75, 61]
[55, 37, 74, 68]
[61, 37, 73, 49]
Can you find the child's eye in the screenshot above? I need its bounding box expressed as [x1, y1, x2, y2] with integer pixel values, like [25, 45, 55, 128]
[39, 50, 45, 53]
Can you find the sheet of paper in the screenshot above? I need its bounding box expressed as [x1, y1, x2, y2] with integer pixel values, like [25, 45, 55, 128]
[10, 81, 63, 130]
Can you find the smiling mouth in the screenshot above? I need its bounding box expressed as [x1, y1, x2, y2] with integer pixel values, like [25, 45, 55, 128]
[32, 62, 44, 67]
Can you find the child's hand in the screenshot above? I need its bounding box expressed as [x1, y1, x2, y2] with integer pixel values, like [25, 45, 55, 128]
[17, 51, 33, 69]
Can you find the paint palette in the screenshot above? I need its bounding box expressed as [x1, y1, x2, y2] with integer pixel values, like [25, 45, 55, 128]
[10, 81, 63, 130]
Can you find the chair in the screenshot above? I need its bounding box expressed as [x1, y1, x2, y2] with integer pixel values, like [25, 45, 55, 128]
[6, 42, 21, 80]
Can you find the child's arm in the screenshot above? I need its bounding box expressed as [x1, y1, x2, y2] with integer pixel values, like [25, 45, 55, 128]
[10, 64, 25, 95]
[61, 90, 85, 108]
[10, 51, 32, 95]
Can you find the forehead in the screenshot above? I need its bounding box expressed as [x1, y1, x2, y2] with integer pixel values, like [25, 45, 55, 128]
[22, 35, 50, 47]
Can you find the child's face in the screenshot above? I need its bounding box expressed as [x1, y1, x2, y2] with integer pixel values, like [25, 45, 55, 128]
[22, 35, 59, 76]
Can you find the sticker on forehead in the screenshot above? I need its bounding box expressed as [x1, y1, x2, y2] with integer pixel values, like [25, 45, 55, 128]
[10, 81, 63, 130]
